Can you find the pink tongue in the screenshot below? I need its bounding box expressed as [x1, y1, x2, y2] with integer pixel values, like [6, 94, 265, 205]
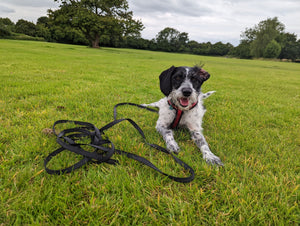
[179, 98, 189, 107]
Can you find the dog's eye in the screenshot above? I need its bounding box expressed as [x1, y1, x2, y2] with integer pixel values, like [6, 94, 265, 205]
[174, 74, 184, 81]
[190, 77, 199, 83]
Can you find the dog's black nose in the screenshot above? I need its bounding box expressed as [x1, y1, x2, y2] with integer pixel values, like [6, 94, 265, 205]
[182, 88, 192, 97]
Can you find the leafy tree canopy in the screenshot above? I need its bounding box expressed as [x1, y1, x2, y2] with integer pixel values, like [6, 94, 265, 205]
[15, 19, 37, 37]
[50, 0, 144, 48]
[234, 17, 300, 61]
[155, 27, 189, 52]
[0, 17, 14, 26]
[0, 18, 15, 37]
[241, 17, 284, 57]
[263, 39, 281, 58]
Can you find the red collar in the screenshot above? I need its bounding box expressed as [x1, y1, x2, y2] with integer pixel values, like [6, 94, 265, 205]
[167, 100, 198, 129]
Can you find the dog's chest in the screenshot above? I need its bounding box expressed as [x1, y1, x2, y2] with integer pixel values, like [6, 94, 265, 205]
[179, 108, 202, 126]
[160, 103, 204, 129]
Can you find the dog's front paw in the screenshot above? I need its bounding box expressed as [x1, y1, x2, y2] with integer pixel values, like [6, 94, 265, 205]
[204, 154, 224, 166]
[201, 146, 224, 166]
[166, 141, 180, 154]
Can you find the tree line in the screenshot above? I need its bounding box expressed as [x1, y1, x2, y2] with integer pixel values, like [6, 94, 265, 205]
[233, 17, 300, 61]
[0, 17, 234, 57]
[0, 0, 299, 61]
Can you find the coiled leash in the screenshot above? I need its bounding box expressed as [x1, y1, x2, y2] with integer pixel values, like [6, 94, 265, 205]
[44, 103, 195, 183]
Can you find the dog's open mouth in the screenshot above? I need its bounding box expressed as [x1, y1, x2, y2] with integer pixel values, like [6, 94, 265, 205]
[179, 97, 189, 107]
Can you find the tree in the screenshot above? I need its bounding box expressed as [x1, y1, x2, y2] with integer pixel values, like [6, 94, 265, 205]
[123, 36, 150, 49]
[49, 24, 89, 45]
[36, 16, 51, 40]
[263, 40, 281, 58]
[278, 33, 300, 61]
[50, 0, 144, 48]
[210, 42, 233, 56]
[177, 32, 189, 52]
[15, 19, 37, 36]
[231, 40, 252, 59]
[156, 27, 179, 52]
[187, 40, 201, 54]
[148, 39, 158, 51]
[235, 17, 300, 60]
[155, 27, 189, 52]
[37, 16, 50, 27]
[0, 17, 15, 37]
[199, 42, 212, 55]
[241, 17, 285, 58]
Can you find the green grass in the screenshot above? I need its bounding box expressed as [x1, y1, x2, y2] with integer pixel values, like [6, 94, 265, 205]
[0, 39, 299, 225]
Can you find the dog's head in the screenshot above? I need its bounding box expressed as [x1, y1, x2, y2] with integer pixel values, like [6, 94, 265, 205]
[159, 66, 210, 110]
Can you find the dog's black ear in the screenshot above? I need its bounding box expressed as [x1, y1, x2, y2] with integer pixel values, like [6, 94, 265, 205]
[159, 66, 176, 96]
[194, 66, 210, 81]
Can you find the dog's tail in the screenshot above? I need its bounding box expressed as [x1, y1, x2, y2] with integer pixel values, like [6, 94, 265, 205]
[202, 91, 216, 99]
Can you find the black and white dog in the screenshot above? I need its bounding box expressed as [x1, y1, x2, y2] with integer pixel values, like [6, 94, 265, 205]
[143, 66, 223, 166]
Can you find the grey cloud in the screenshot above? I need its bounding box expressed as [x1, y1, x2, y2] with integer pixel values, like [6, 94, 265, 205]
[129, 0, 213, 17]
[0, 0, 58, 8]
[0, 5, 15, 13]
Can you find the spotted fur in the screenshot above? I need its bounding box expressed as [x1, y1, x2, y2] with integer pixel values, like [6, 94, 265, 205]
[143, 66, 223, 166]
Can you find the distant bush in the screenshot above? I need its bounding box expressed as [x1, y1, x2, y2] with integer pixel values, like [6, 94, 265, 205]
[0, 26, 12, 37]
[0, 18, 14, 37]
[0, 18, 45, 41]
[10, 33, 45, 41]
[263, 40, 281, 58]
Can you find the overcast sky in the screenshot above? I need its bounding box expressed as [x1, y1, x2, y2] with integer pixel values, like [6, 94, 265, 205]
[0, 0, 299, 46]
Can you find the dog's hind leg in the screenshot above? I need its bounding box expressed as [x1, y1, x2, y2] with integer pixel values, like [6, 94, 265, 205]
[141, 102, 159, 108]
[201, 91, 216, 99]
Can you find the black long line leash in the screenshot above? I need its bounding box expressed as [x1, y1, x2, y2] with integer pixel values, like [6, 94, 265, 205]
[44, 103, 195, 183]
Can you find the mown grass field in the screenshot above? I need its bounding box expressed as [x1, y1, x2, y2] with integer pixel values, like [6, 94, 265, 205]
[0, 40, 299, 225]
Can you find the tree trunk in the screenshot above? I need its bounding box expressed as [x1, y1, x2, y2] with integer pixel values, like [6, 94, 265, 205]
[91, 35, 100, 48]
